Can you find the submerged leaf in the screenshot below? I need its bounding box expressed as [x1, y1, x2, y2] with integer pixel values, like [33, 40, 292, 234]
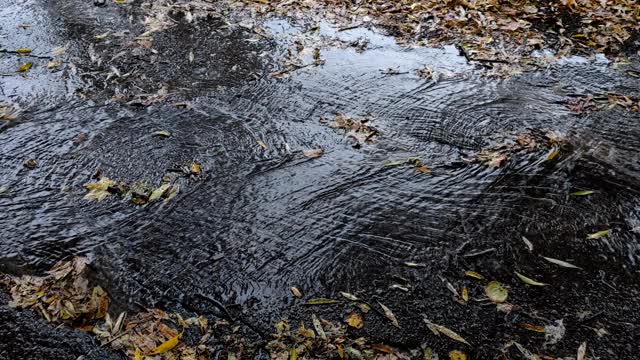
[586, 229, 609, 239]
[148, 331, 182, 355]
[305, 298, 337, 305]
[515, 272, 547, 286]
[542, 256, 581, 269]
[378, 302, 400, 328]
[545, 146, 559, 161]
[346, 312, 364, 329]
[485, 281, 508, 303]
[425, 321, 470, 346]
[149, 184, 171, 202]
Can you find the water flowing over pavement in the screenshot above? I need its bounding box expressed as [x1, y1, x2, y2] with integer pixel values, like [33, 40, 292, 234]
[1, 0, 640, 359]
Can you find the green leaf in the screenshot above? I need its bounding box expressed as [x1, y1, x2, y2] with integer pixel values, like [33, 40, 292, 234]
[570, 190, 594, 196]
[484, 281, 508, 303]
[515, 272, 547, 286]
[586, 230, 609, 239]
[17, 62, 33, 72]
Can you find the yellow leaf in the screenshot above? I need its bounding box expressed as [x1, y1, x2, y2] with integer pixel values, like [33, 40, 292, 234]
[346, 312, 363, 329]
[95, 31, 110, 40]
[371, 344, 394, 353]
[289, 347, 298, 360]
[586, 229, 609, 239]
[152, 130, 171, 137]
[485, 281, 508, 303]
[461, 287, 468, 302]
[515, 272, 547, 286]
[464, 271, 484, 280]
[190, 162, 201, 175]
[16, 48, 32, 53]
[148, 332, 182, 355]
[545, 146, 559, 161]
[135, 348, 143, 360]
[84, 177, 116, 202]
[17, 62, 33, 72]
[570, 190, 594, 196]
[449, 350, 467, 360]
[149, 184, 171, 202]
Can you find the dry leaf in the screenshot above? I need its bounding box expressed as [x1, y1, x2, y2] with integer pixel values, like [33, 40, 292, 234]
[378, 302, 400, 328]
[577, 342, 587, 360]
[346, 312, 363, 329]
[461, 287, 469, 302]
[305, 298, 337, 305]
[257, 140, 268, 149]
[340, 292, 359, 301]
[520, 323, 546, 333]
[485, 281, 508, 303]
[425, 321, 470, 346]
[84, 177, 116, 202]
[515, 272, 547, 286]
[371, 344, 394, 354]
[152, 130, 171, 137]
[135, 348, 143, 360]
[311, 314, 326, 340]
[465, 271, 484, 280]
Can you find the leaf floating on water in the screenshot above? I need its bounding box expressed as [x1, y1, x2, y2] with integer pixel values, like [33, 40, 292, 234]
[378, 302, 400, 328]
[577, 341, 587, 360]
[257, 140, 268, 150]
[357, 303, 370, 313]
[570, 190, 594, 196]
[461, 287, 469, 302]
[16, 48, 32, 54]
[84, 177, 116, 202]
[522, 236, 534, 251]
[515, 271, 547, 286]
[305, 298, 337, 305]
[340, 292, 359, 301]
[423, 347, 433, 360]
[485, 281, 508, 303]
[545, 146, 559, 161]
[190, 162, 201, 175]
[149, 184, 171, 202]
[94, 31, 110, 40]
[289, 347, 298, 360]
[425, 321, 470, 346]
[148, 331, 182, 355]
[346, 312, 364, 329]
[290, 287, 302, 298]
[47, 60, 62, 69]
[371, 344, 394, 354]
[465, 271, 484, 280]
[384, 160, 405, 167]
[17, 62, 33, 72]
[520, 323, 546, 333]
[311, 314, 326, 340]
[586, 229, 609, 239]
[152, 130, 171, 137]
[449, 350, 467, 360]
[404, 262, 426, 268]
[542, 256, 581, 269]
[303, 149, 324, 158]
[134, 348, 142, 360]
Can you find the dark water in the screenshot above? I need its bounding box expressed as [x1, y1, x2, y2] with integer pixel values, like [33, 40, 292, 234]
[1, 0, 640, 358]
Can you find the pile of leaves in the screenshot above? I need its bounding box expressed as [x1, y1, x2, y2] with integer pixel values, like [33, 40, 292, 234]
[0, 257, 109, 325]
[243, 0, 639, 75]
[322, 113, 379, 147]
[468, 130, 568, 168]
[565, 92, 640, 113]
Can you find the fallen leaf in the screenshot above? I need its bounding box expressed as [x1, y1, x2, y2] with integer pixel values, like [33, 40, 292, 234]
[17, 48, 32, 54]
[423, 347, 433, 360]
[84, 177, 116, 202]
[425, 321, 470, 346]
[47, 60, 62, 69]
[135, 348, 143, 360]
[190, 162, 201, 175]
[378, 302, 400, 328]
[357, 303, 370, 313]
[542, 256, 581, 269]
[570, 190, 594, 196]
[577, 342, 587, 360]
[305, 298, 337, 305]
[371, 344, 394, 354]
[346, 312, 363, 329]
[148, 332, 182, 355]
[17, 62, 33, 72]
[290, 347, 298, 360]
[449, 350, 467, 360]
[149, 184, 171, 202]
[515, 271, 547, 286]
[311, 314, 326, 340]
[545, 147, 559, 161]
[340, 292, 359, 301]
[257, 140, 268, 149]
[520, 323, 546, 333]
[586, 230, 609, 239]
[485, 281, 508, 303]
[404, 262, 426, 268]
[522, 236, 534, 251]
[303, 149, 324, 158]
[461, 287, 469, 302]
[464, 271, 484, 280]
[290, 287, 302, 298]
[152, 130, 171, 137]
[94, 31, 110, 40]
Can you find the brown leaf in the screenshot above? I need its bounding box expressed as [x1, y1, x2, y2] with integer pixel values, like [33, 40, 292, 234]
[378, 302, 400, 328]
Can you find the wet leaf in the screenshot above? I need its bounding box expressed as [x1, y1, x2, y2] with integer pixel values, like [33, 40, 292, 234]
[357, 303, 370, 313]
[522, 236, 534, 251]
[425, 321, 470, 346]
[384, 160, 405, 167]
[17, 62, 33, 72]
[148, 331, 182, 355]
[257, 140, 268, 149]
[570, 190, 594, 196]
[485, 281, 508, 303]
[23, 159, 37, 169]
[290, 287, 302, 298]
[378, 302, 400, 328]
[289, 347, 297, 360]
[190, 162, 201, 175]
[423, 347, 433, 360]
[311, 314, 326, 340]
[94, 31, 110, 40]
[16, 48, 32, 54]
[515, 271, 547, 286]
[152, 130, 171, 137]
[303, 149, 324, 158]
[47, 60, 62, 69]
[449, 350, 467, 360]
[577, 342, 587, 360]
[520, 323, 546, 333]
[149, 184, 171, 202]
[371, 344, 394, 354]
[84, 177, 116, 202]
[305, 298, 337, 305]
[340, 292, 359, 301]
[461, 287, 468, 302]
[346, 312, 363, 329]
[542, 256, 581, 269]
[586, 229, 609, 239]
[404, 262, 426, 268]
[464, 271, 484, 280]
[135, 348, 143, 360]
[545, 146, 559, 161]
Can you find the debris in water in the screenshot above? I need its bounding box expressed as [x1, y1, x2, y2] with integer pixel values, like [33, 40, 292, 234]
[586, 229, 610, 239]
[17, 62, 33, 72]
[542, 256, 581, 269]
[346, 312, 364, 329]
[424, 320, 470, 346]
[305, 298, 338, 305]
[515, 271, 547, 286]
[378, 302, 400, 328]
[485, 281, 508, 303]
